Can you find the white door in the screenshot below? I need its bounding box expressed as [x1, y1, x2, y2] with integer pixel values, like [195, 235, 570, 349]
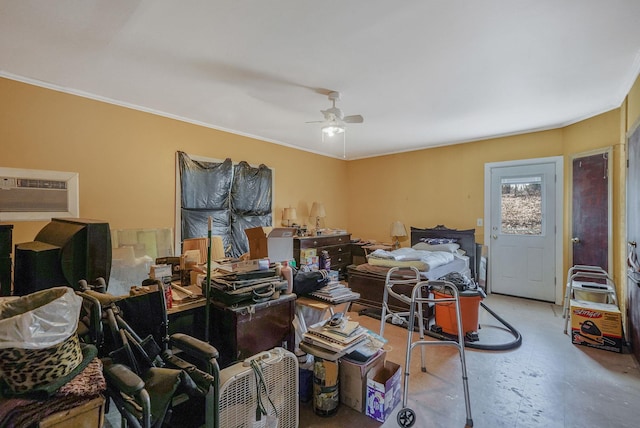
[488, 162, 557, 301]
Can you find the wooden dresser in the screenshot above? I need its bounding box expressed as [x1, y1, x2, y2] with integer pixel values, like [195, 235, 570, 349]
[294, 233, 351, 277]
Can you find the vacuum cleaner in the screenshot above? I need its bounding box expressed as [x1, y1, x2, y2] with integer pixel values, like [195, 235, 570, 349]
[574, 320, 616, 346]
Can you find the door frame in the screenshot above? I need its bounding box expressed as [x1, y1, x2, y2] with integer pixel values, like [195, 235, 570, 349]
[568, 147, 613, 272]
[484, 156, 564, 304]
[625, 119, 640, 359]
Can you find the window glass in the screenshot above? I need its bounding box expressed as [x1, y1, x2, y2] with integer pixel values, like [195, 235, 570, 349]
[500, 176, 542, 235]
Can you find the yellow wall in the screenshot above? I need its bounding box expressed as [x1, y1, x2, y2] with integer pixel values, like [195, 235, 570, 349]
[1, 78, 350, 247]
[347, 130, 564, 246]
[3, 74, 640, 306]
[348, 108, 625, 306]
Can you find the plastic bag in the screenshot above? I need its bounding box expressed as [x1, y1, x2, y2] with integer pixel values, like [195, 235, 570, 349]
[0, 286, 82, 349]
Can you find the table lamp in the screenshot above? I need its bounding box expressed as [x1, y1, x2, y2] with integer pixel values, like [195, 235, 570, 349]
[390, 221, 407, 249]
[310, 202, 326, 232]
[283, 207, 297, 227]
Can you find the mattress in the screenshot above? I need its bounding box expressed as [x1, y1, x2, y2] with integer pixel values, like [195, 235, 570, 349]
[422, 254, 469, 279]
[367, 258, 427, 271]
[366, 253, 468, 278]
[366, 248, 455, 272]
[347, 254, 471, 314]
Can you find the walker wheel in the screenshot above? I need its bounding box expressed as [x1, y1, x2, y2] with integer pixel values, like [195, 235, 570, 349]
[397, 407, 416, 427]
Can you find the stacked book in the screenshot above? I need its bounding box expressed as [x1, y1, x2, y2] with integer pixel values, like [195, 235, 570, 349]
[302, 318, 368, 355]
[309, 280, 360, 304]
[343, 329, 388, 363]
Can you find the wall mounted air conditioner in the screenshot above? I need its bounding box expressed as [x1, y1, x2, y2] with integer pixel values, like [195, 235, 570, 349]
[0, 167, 79, 221]
[218, 347, 299, 428]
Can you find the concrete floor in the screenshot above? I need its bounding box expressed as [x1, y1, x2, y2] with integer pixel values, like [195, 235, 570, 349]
[106, 293, 640, 427]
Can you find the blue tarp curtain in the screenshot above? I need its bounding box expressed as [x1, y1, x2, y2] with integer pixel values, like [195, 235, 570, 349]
[178, 152, 272, 258]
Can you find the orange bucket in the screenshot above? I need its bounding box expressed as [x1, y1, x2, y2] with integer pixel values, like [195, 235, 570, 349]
[433, 290, 483, 336]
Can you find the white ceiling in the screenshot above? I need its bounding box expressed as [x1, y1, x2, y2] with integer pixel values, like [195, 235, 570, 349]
[2, 1, 640, 160]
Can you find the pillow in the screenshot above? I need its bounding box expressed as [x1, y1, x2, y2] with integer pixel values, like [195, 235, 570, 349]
[421, 237, 458, 245]
[412, 242, 460, 253]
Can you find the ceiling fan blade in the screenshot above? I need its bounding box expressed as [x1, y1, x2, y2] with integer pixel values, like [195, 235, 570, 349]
[343, 114, 363, 124]
[305, 120, 324, 123]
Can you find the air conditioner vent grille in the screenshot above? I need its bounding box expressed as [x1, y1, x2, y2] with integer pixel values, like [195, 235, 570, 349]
[0, 167, 79, 221]
[1, 177, 68, 212]
[1, 177, 68, 190]
[17, 178, 67, 190]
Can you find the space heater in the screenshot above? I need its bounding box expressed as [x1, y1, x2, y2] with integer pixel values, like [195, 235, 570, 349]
[218, 347, 299, 428]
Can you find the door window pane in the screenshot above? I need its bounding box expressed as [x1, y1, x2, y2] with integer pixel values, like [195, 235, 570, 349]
[501, 176, 542, 235]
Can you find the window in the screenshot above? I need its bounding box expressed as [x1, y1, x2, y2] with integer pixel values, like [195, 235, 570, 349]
[500, 176, 543, 235]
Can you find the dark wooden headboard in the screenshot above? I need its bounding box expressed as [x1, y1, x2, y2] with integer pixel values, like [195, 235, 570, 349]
[410, 225, 476, 279]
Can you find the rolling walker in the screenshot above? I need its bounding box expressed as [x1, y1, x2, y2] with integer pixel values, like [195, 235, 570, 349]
[380, 267, 474, 427]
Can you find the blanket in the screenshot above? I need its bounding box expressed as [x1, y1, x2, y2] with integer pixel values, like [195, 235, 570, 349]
[0, 357, 106, 427]
[367, 248, 454, 272]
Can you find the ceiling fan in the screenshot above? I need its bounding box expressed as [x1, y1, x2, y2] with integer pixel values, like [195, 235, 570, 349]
[308, 91, 363, 136]
[307, 91, 363, 158]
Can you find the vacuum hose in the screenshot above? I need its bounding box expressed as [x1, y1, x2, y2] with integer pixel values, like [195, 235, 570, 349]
[424, 301, 522, 351]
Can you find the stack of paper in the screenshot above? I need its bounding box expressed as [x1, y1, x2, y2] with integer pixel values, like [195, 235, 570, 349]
[309, 281, 360, 304]
[302, 319, 367, 354]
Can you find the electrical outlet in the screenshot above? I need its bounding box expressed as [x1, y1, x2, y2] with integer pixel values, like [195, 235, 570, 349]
[477, 218, 483, 227]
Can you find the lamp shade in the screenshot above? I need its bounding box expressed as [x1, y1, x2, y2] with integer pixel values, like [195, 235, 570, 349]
[283, 207, 297, 222]
[390, 221, 407, 237]
[310, 202, 326, 218]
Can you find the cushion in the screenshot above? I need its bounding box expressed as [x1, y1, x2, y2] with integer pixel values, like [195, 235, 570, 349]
[367, 257, 428, 271]
[412, 242, 460, 253]
[0, 333, 84, 394]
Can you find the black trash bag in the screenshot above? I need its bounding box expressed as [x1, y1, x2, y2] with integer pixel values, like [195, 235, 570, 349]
[438, 271, 474, 291]
[293, 269, 329, 296]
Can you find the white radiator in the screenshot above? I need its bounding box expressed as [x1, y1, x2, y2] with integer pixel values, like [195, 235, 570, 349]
[218, 347, 299, 428]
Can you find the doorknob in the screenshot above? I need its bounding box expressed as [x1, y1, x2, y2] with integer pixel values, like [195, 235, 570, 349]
[571, 237, 580, 243]
[492, 234, 498, 240]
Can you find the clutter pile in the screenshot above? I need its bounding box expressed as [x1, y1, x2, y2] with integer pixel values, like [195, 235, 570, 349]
[309, 271, 360, 304]
[0, 287, 106, 426]
[300, 313, 386, 361]
[208, 269, 289, 305]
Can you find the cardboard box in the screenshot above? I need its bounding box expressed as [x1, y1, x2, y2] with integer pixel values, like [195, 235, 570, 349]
[39, 395, 105, 428]
[340, 351, 386, 412]
[570, 299, 623, 353]
[302, 256, 319, 271]
[245, 227, 296, 262]
[300, 248, 317, 259]
[150, 264, 172, 280]
[365, 360, 402, 422]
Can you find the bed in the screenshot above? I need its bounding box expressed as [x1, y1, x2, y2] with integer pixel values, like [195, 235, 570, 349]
[347, 225, 476, 313]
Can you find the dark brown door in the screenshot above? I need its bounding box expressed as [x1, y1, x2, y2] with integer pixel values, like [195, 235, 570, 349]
[627, 125, 640, 363]
[572, 153, 609, 270]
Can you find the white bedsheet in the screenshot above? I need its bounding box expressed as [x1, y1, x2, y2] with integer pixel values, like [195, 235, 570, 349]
[421, 255, 469, 280]
[367, 247, 454, 271]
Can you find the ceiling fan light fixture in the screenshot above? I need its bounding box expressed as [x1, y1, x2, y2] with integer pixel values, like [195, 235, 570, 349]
[321, 123, 345, 137]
